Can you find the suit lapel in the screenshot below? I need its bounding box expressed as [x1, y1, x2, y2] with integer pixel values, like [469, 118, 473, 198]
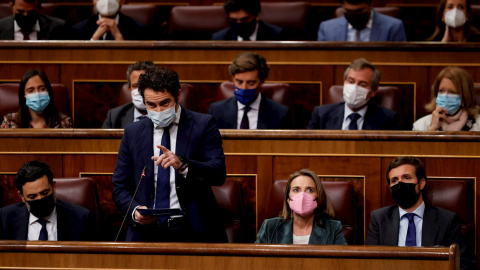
[56, 202, 69, 241]
[122, 105, 135, 128]
[257, 96, 268, 129]
[309, 222, 327, 244]
[224, 99, 238, 129]
[422, 205, 439, 246]
[176, 106, 192, 158]
[14, 205, 29, 240]
[336, 17, 348, 41]
[327, 103, 344, 129]
[37, 15, 47, 40]
[384, 206, 400, 245]
[3, 17, 14, 40]
[276, 219, 293, 244]
[139, 119, 155, 208]
[369, 9, 381, 41]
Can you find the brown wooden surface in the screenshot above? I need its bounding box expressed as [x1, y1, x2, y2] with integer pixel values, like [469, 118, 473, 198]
[0, 129, 477, 265]
[0, 241, 459, 270]
[2, 41, 480, 127]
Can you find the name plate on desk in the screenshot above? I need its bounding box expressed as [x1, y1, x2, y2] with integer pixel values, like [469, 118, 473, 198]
[137, 208, 184, 217]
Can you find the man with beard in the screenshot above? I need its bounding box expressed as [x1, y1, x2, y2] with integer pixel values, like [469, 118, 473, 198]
[212, 0, 283, 41]
[317, 0, 406, 41]
[0, 160, 96, 241]
[0, 0, 65, 40]
[366, 156, 475, 270]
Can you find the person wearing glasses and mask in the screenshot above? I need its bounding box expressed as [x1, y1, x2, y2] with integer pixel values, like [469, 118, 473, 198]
[413, 66, 480, 131]
[317, 0, 406, 41]
[212, 0, 283, 41]
[0, 0, 65, 40]
[428, 0, 480, 42]
[255, 169, 346, 245]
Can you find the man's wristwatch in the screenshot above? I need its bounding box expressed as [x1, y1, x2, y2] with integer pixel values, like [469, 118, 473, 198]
[178, 156, 188, 173]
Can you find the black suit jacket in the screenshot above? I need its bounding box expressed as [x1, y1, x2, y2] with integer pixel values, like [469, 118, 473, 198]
[307, 101, 399, 130]
[112, 106, 228, 242]
[102, 103, 135, 129]
[366, 204, 475, 270]
[0, 14, 65, 40]
[71, 13, 148, 40]
[212, 20, 283, 41]
[0, 200, 96, 241]
[208, 96, 293, 129]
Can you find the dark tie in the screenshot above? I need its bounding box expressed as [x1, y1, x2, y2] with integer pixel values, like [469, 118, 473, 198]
[155, 126, 170, 222]
[404, 213, 416, 246]
[347, 113, 361, 130]
[21, 30, 30, 40]
[240, 106, 250, 129]
[38, 219, 48, 240]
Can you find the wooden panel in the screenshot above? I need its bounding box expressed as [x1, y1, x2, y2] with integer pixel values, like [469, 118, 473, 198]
[0, 241, 459, 270]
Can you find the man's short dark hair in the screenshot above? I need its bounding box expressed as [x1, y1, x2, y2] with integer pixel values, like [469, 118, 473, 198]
[343, 58, 381, 90]
[386, 156, 426, 185]
[137, 66, 181, 102]
[15, 160, 54, 194]
[340, 0, 372, 5]
[229, 52, 270, 81]
[224, 0, 261, 17]
[126, 61, 156, 88]
[11, 0, 42, 9]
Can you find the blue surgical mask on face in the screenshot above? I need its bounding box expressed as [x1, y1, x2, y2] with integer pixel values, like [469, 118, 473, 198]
[25, 92, 50, 113]
[234, 86, 258, 105]
[436, 93, 462, 115]
[147, 105, 176, 127]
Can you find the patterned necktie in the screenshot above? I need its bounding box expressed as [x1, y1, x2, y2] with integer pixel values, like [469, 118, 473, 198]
[404, 213, 416, 246]
[155, 126, 170, 222]
[348, 113, 361, 130]
[240, 106, 251, 129]
[38, 219, 48, 240]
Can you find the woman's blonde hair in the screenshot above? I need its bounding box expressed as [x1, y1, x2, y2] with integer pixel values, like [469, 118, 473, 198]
[280, 169, 335, 226]
[425, 66, 480, 117]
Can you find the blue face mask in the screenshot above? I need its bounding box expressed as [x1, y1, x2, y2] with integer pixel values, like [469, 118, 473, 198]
[147, 105, 176, 127]
[436, 93, 462, 115]
[25, 92, 50, 113]
[234, 86, 258, 105]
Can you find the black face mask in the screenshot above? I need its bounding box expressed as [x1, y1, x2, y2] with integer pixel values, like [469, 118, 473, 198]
[344, 11, 370, 30]
[231, 20, 257, 40]
[15, 12, 38, 33]
[25, 193, 56, 219]
[390, 181, 421, 209]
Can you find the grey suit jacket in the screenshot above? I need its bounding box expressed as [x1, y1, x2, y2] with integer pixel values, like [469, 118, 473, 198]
[0, 14, 65, 40]
[366, 204, 475, 270]
[255, 217, 347, 245]
[102, 103, 136, 129]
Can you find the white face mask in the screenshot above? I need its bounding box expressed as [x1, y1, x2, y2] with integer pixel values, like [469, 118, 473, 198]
[147, 105, 176, 127]
[131, 89, 146, 111]
[444, 8, 466, 28]
[343, 83, 370, 109]
[96, 0, 120, 17]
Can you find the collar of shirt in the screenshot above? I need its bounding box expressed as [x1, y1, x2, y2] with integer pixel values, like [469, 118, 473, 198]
[347, 9, 374, 31]
[343, 103, 368, 121]
[98, 13, 120, 25]
[237, 93, 261, 111]
[153, 105, 181, 129]
[398, 200, 425, 219]
[237, 21, 259, 41]
[28, 205, 57, 226]
[14, 19, 40, 38]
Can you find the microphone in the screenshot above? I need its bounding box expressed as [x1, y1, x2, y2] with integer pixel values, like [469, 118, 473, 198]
[115, 166, 148, 242]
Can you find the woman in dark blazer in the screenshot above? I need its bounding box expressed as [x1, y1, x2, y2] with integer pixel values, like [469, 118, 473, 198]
[255, 169, 347, 244]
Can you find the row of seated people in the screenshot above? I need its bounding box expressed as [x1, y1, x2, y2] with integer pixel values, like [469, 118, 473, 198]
[2, 53, 479, 132]
[0, 0, 477, 42]
[0, 157, 476, 269]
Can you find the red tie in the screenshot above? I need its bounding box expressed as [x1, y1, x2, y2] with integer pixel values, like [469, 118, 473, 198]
[21, 30, 30, 40]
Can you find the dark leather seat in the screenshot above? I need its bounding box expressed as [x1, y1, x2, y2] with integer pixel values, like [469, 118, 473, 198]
[0, 83, 71, 119]
[118, 83, 197, 112]
[211, 178, 244, 243]
[216, 82, 295, 124]
[265, 179, 356, 244]
[167, 5, 228, 40]
[335, 6, 401, 19]
[325, 85, 407, 129]
[260, 2, 309, 40]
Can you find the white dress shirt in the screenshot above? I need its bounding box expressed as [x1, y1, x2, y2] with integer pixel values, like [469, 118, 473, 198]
[398, 201, 425, 246]
[236, 93, 261, 129]
[342, 103, 368, 130]
[347, 11, 373, 42]
[27, 207, 57, 241]
[14, 20, 40, 40]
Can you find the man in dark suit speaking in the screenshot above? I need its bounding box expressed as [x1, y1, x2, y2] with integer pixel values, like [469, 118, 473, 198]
[366, 156, 475, 270]
[208, 52, 293, 129]
[308, 58, 399, 130]
[0, 160, 95, 241]
[112, 66, 227, 242]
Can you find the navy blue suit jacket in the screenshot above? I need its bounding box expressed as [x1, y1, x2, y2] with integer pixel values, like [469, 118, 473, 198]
[317, 9, 406, 41]
[307, 102, 399, 130]
[366, 204, 475, 270]
[0, 14, 65, 40]
[112, 106, 227, 242]
[208, 96, 294, 129]
[102, 103, 135, 129]
[0, 200, 96, 241]
[212, 20, 283, 41]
